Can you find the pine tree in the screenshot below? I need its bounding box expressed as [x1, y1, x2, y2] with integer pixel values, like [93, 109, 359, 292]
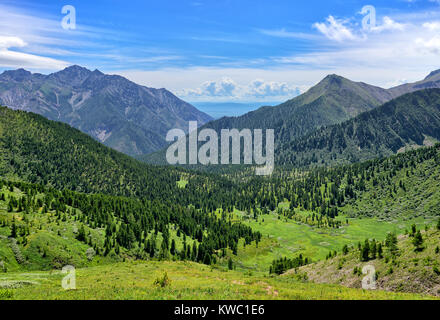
[385, 232, 398, 256]
[10, 217, 17, 238]
[412, 230, 424, 252]
[228, 257, 234, 270]
[170, 239, 176, 256]
[360, 239, 370, 262]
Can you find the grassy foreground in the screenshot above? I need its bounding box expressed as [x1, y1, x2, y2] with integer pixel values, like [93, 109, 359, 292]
[0, 260, 435, 300]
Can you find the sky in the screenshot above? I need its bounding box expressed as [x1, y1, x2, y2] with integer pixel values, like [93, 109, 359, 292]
[1, 0, 440, 103]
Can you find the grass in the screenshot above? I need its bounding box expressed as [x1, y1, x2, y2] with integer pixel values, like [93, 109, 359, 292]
[227, 203, 431, 273]
[0, 260, 434, 300]
[298, 227, 440, 296]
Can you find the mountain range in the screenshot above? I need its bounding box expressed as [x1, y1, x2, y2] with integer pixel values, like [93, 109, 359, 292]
[143, 69, 440, 167]
[0, 66, 212, 156]
[278, 88, 440, 167]
[200, 69, 440, 145]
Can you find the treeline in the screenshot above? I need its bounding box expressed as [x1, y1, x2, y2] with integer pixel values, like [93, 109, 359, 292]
[269, 254, 310, 275]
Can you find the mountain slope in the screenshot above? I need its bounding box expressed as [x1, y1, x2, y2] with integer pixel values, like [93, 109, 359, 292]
[389, 69, 440, 97]
[202, 74, 392, 144]
[278, 89, 440, 167]
[295, 226, 440, 296]
[0, 66, 212, 156]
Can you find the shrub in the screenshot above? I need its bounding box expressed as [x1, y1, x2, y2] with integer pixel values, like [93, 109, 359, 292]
[0, 289, 13, 299]
[153, 272, 171, 288]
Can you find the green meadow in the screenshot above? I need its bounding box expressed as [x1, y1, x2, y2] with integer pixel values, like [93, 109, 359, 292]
[0, 260, 433, 300]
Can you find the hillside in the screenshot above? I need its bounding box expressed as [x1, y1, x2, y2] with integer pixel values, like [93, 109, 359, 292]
[278, 89, 440, 167]
[1, 105, 440, 299]
[0, 260, 432, 300]
[0, 66, 212, 156]
[294, 225, 440, 297]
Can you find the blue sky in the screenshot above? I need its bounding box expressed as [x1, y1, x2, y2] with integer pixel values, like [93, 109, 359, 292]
[1, 0, 440, 102]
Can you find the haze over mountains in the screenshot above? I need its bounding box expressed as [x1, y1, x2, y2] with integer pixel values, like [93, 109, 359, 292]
[0, 65, 212, 156]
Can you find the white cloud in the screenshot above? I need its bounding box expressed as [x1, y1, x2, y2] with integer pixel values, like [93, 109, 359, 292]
[0, 36, 26, 49]
[259, 28, 320, 40]
[176, 77, 301, 101]
[416, 35, 440, 54]
[313, 16, 357, 42]
[423, 21, 440, 31]
[371, 17, 406, 33]
[247, 79, 300, 97]
[0, 35, 68, 70]
[182, 77, 238, 97]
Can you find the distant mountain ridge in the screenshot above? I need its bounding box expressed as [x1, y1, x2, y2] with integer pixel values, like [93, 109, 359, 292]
[0, 65, 212, 156]
[143, 70, 440, 166]
[278, 88, 440, 167]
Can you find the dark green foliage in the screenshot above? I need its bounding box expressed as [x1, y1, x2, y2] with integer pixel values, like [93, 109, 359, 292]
[269, 254, 310, 275]
[228, 257, 234, 270]
[385, 232, 399, 256]
[412, 230, 424, 252]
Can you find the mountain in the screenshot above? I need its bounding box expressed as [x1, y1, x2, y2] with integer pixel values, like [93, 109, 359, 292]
[278, 89, 440, 167]
[201, 74, 393, 144]
[0, 65, 212, 156]
[142, 74, 397, 165]
[143, 69, 440, 168]
[388, 69, 440, 97]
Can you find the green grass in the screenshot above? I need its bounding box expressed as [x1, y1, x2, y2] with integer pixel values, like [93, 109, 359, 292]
[0, 260, 433, 300]
[299, 227, 440, 296]
[228, 203, 431, 273]
[177, 179, 188, 189]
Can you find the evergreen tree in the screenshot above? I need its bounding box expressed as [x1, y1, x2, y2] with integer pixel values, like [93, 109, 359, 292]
[228, 257, 234, 270]
[412, 230, 424, 252]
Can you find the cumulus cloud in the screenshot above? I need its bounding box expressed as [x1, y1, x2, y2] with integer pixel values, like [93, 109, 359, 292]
[371, 17, 406, 33]
[182, 77, 238, 97]
[415, 35, 440, 54]
[313, 16, 357, 42]
[0, 36, 27, 49]
[247, 79, 300, 97]
[423, 21, 440, 31]
[179, 78, 301, 101]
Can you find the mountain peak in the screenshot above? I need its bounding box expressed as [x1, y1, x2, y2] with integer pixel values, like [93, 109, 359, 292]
[0, 68, 32, 81]
[424, 69, 440, 80]
[62, 65, 92, 73]
[48, 65, 93, 86]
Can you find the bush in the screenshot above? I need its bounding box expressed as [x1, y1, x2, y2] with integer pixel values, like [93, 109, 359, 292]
[433, 266, 440, 275]
[0, 289, 14, 299]
[86, 248, 96, 261]
[153, 272, 171, 288]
